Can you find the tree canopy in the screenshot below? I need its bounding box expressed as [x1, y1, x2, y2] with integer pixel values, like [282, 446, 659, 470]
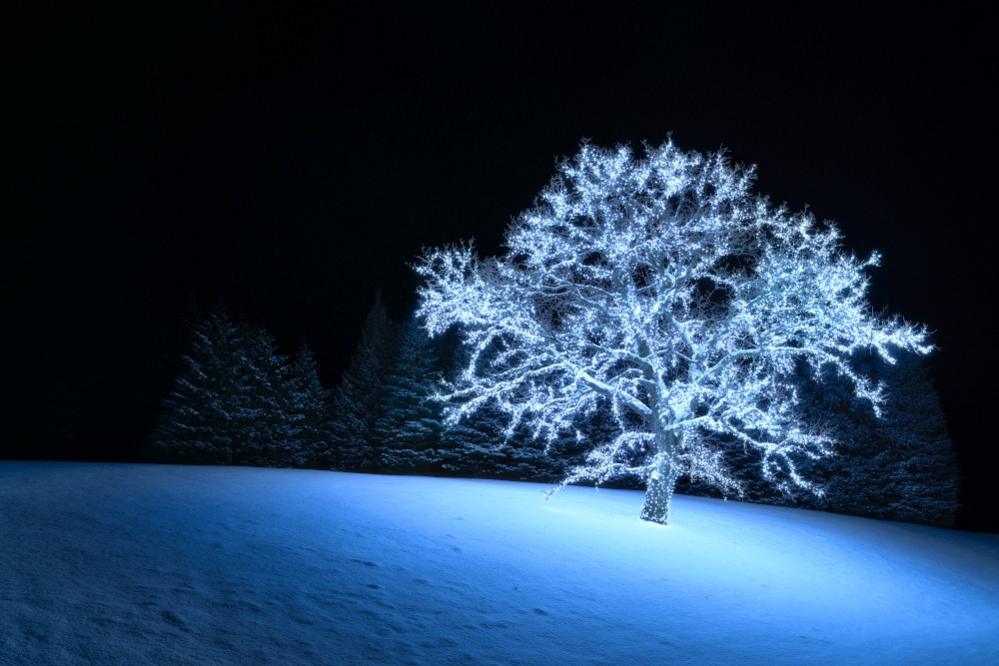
[415, 140, 931, 523]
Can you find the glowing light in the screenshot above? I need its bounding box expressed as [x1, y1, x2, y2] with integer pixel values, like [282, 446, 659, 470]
[415, 140, 931, 524]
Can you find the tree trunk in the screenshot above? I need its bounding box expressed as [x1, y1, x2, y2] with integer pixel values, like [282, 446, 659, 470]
[641, 454, 680, 524]
[634, 339, 681, 524]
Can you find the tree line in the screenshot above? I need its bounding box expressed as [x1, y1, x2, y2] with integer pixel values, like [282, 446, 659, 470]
[150, 296, 959, 526]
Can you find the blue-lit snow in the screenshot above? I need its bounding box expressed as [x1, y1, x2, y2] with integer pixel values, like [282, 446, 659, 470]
[1, 462, 997, 664]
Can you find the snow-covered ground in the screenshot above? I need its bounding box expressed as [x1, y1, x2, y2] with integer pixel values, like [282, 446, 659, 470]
[1, 463, 997, 665]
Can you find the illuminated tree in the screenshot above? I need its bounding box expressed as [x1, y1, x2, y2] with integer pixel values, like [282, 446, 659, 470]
[415, 140, 931, 524]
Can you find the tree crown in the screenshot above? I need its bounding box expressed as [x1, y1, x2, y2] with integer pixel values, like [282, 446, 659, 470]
[415, 140, 930, 497]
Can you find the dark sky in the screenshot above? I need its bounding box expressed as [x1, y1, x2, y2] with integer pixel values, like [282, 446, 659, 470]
[5, 4, 997, 528]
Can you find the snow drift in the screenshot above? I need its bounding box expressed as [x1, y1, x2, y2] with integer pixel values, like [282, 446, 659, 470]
[1, 462, 996, 664]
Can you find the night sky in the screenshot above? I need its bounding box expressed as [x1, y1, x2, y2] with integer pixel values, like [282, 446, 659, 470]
[5, 4, 996, 528]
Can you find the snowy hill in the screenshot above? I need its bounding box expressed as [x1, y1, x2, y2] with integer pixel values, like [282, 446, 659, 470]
[1, 463, 997, 664]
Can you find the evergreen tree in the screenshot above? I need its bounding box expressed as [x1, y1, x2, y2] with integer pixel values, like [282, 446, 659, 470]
[238, 325, 291, 466]
[819, 354, 959, 526]
[437, 405, 595, 482]
[435, 345, 591, 481]
[150, 308, 252, 463]
[434, 342, 520, 478]
[152, 310, 332, 468]
[373, 315, 445, 472]
[283, 344, 331, 467]
[677, 353, 960, 526]
[438, 403, 509, 477]
[325, 293, 396, 469]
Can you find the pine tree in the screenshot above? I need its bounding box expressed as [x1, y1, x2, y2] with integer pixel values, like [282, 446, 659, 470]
[434, 343, 516, 478]
[325, 293, 397, 469]
[238, 325, 290, 466]
[435, 346, 590, 481]
[151, 308, 251, 463]
[827, 354, 959, 526]
[373, 314, 444, 472]
[152, 310, 334, 469]
[439, 405, 519, 478]
[283, 344, 330, 467]
[677, 353, 960, 526]
[436, 406, 595, 482]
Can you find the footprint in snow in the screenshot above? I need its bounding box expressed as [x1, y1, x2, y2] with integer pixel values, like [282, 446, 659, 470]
[160, 610, 190, 632]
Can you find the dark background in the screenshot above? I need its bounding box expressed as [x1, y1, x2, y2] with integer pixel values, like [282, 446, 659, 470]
[4, 4, 996, 529]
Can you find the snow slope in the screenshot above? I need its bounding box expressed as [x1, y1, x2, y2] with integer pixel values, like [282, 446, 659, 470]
[1, 463, 997, 665]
